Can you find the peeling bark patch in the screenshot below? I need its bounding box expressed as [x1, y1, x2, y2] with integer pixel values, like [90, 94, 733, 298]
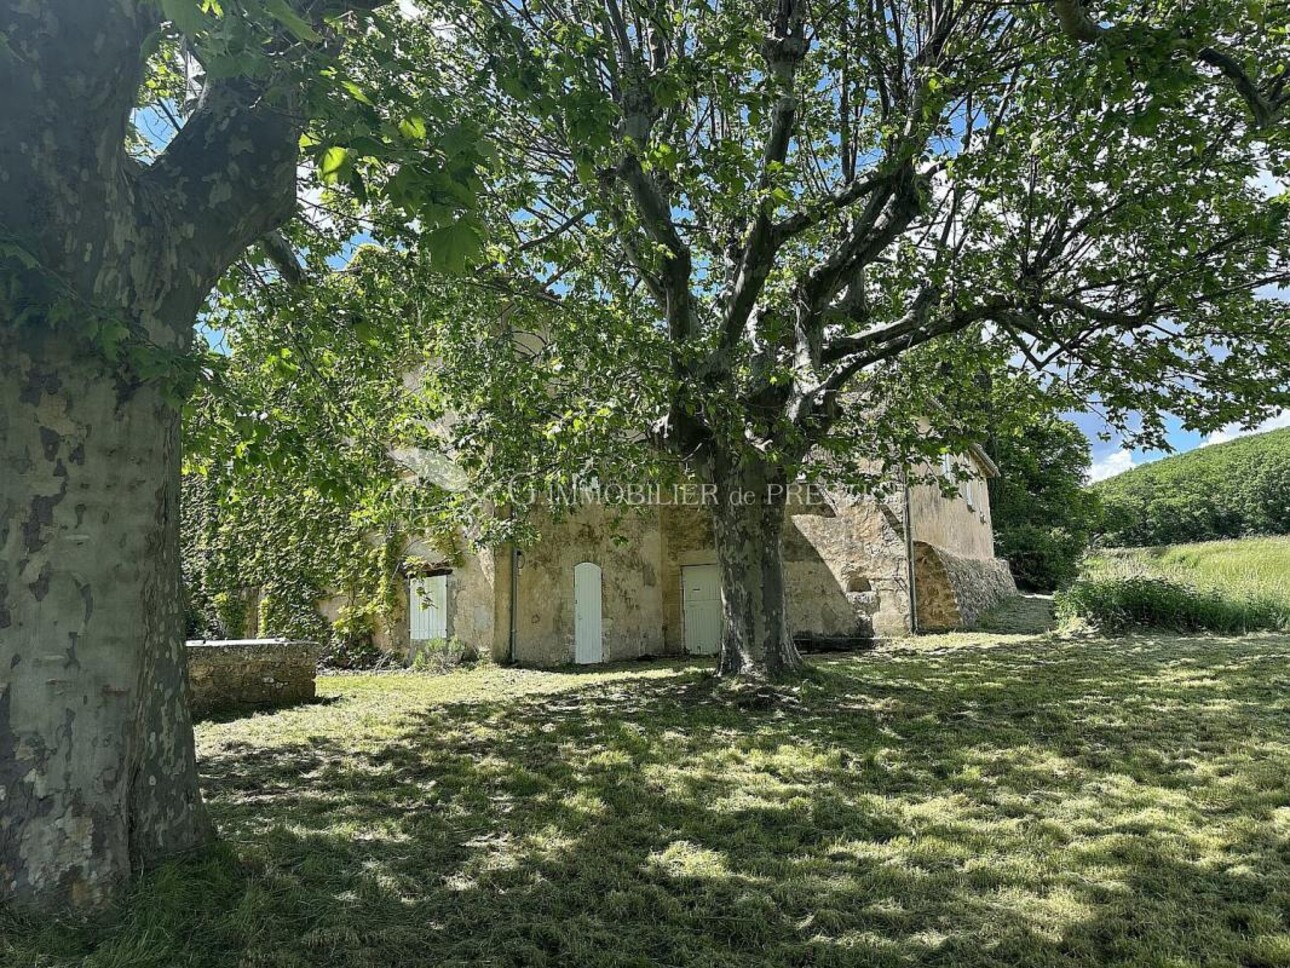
[28, 564, 52, 602]
[38, 427, 60, 461]
[21, 487, 65, 554]
[0, 686, 55, 901]
[112, 373, 142, 407]
[18, 369, 61, 406]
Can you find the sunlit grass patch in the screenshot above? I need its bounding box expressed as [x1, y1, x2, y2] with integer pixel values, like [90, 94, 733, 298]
[4, 631, 1289, 967]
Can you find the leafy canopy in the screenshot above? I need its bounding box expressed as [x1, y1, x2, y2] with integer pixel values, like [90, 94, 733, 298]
[983, 376, 1101, 590]
[328, 0, 1290, 489]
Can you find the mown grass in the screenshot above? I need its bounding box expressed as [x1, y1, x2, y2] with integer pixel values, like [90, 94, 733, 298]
[1057, 537, 1290, 633]
[4, 628, 1290, 967]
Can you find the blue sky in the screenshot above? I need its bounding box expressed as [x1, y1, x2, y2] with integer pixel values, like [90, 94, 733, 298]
[1078, 407, 1290, 483]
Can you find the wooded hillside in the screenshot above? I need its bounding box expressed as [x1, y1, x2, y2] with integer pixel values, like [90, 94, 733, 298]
[1094, 429, 1290, 546]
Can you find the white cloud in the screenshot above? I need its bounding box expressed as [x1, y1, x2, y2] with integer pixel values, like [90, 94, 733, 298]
[1089, 449, 1138, 482]
[1202, 409, 1290, 448]
[1250, 169, 1287, 199]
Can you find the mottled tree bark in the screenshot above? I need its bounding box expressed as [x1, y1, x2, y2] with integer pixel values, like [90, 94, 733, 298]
[0, 0, 300, 910]
[0, 334, 210, 908]
[703, 449, 804, 678]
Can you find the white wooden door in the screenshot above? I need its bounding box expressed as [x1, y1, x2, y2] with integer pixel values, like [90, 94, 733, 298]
[573, 561, 603, 664]
[682, 564, 722, 655]
[410, 575, 448, 641]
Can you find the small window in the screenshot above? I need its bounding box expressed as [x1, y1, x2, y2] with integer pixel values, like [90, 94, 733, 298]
[965, 479, 976, 511]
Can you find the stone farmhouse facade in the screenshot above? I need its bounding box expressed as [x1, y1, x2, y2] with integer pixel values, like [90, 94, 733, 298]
[333, 446, 1016, 667]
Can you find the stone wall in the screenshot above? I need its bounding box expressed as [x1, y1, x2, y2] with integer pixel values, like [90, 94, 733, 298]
[909, 455, 997, 561]
[785, 493, 913, 640]
[510, 503, 667, 665]
[186, 639, 321, 718]
[913, 543, 1016, 631]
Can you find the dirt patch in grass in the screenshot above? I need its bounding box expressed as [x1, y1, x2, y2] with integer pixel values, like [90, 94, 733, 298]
[5, 633, 1290, 967]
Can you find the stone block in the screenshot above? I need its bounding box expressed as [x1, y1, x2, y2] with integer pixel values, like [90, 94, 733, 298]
[186, 639, 321, 718]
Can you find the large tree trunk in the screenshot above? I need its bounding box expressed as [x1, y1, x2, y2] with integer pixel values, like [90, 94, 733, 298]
[705, 450, 804, 678]
[0, 330, 210, 909]
[0, 0, 304, 911]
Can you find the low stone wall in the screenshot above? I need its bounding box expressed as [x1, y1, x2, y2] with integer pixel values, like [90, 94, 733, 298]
[186, 639, 321, 718]
[914, 544, 1017, 631]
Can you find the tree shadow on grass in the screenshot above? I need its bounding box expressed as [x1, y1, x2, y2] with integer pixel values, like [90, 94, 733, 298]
[11, 635, 1290, 967]
[192, 694, 342, 726]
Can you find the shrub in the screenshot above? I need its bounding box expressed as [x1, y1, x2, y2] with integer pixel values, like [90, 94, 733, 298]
[321, 635, 386, 670]
[1056, 576, 1284, 634]
[994, 522, 1089, 591]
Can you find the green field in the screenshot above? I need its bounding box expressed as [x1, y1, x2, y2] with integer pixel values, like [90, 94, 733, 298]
[5, 628, 1290, 968]
[1086, 537, 1290, 601]
[1058, 537, 1290, 633]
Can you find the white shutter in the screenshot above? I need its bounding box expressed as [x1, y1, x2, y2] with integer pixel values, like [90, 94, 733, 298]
[573, 562, 603, 664]
[409, 575, 448, 641]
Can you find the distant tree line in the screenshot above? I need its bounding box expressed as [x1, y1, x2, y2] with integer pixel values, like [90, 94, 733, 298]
[1093, 429, 1290, 547]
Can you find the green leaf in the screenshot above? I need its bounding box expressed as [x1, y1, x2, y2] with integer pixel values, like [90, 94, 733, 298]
[399, 116, 428, 141]
[341, 78, 374, 105]
[160, 0, 206, 37]
[263, 0, 321, 43]
[426, 221, 484, 275]
[319, 146, 351, 184]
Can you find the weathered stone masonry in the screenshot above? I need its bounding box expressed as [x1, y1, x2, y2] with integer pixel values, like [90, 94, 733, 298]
[185, 640, 321, 718]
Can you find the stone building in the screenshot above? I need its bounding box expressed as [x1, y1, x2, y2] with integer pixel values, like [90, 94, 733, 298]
[347, 446, 1015, 667]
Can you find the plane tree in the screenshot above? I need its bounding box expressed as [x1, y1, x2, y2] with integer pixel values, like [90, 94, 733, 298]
[0, 0, 485, 910]
[385, 0, 1290, 676]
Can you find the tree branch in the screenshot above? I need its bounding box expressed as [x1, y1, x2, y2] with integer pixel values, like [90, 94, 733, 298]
[792, 292, 1009, 429]
[771, 170, 891, 241]
[259, 229, 307, 287]
[719, 0, 809, 347]
[1052, 0, 1289, 129]
[613, 154, 695, 343]
[144, 75, 302, 292]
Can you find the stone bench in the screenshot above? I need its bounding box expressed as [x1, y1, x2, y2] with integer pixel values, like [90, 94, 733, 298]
[185, 639, 322, 718]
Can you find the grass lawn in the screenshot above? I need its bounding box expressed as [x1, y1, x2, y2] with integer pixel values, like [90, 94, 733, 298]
[5, 626, 1290, 967]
